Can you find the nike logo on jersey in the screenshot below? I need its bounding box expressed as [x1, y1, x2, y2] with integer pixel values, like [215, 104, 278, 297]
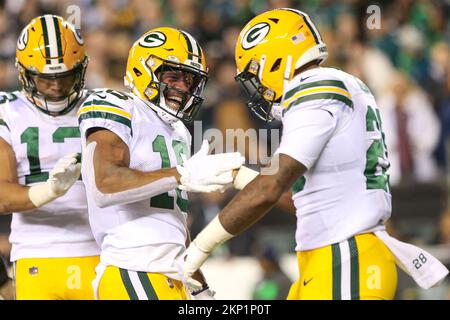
[303, 278, 313, 286]
[300, 76, 313, 82]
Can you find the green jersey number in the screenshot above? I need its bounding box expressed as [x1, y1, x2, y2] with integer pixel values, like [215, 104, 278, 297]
[0, 93, 18, 104]
[150, 135, 189, 212]
[364, 105, 390, 192]
[21, 127, 81, 184]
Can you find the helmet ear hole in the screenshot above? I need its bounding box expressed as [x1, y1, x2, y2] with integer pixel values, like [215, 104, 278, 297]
[270, 58, 282, 72]
[133, 67, 142, 77]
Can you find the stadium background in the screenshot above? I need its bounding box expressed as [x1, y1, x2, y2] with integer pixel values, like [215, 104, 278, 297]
[0, 0, 449, 299]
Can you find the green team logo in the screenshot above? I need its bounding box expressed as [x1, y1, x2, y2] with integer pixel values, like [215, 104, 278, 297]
[139, 32, 166, 48]
[242, 23, 270, 50]
[17, 28, 28, 51]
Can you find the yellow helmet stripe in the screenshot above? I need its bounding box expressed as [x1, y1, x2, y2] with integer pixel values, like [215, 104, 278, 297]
[40, 16, 51, 64]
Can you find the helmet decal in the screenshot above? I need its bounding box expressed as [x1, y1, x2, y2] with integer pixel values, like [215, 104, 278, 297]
[139, 32, 167, 48]
[74, 28, 84, 45]
[62, 20, 84, 45]
[17, 29, 28, 51]
[242, 22, 270, 50]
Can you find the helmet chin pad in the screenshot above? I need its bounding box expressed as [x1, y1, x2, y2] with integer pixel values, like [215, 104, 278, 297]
[29, 90, 81, 115]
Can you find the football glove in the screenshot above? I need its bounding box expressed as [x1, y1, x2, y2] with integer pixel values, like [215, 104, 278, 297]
[177, 140, 244, 193]
[191, 286, 216, 300]
[28, 152, 81, 207]
[183, 216, 235, 290]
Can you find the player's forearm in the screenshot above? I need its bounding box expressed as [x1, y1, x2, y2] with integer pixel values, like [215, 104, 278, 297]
[219, 174, 285, 235]
[0, 181, 35, 213]
[95, 164, 180, 194]
[91, 164, 181, 208]
[275, 190, 296, 215]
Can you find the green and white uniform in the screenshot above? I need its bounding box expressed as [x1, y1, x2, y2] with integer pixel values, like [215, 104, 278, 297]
[78, 89, 191, 280]
[275, 67, 391, 251]
[0, 91, 99, 261]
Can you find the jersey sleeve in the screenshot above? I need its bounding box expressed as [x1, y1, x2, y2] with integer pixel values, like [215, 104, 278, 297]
[275, 76, 353, 169]
[78, 90, 133, 146]
[275, 108, 337, 169]
[0, 97, 11, 145]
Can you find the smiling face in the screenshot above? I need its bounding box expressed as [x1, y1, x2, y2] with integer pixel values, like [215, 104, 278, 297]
[159, 69, 197, 111]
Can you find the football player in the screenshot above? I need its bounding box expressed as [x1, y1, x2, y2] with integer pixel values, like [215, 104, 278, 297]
[0, 15, 100, 299]
[183, 8, 448, 299]
[78, 27, 244, 300]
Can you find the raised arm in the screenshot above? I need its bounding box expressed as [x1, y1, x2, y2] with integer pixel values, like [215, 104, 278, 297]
[84, 129, 245, 208]
[86, 128, 181, 194]
[0, 137, 81, 214]
[183, 154, 306, 289]
[218, 154, 305, 234]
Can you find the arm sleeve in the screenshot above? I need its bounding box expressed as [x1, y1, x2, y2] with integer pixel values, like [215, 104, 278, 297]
[275, 107, 337, 169]
[0, 110, 11, 145]
[82, 141, 179, 208]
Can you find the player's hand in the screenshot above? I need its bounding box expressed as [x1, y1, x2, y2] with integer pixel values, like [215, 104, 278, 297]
[183, 241, 212, 291]
[48, 153, 82, 196]
[177, 140, 244, 193]
[28, 153, 81, 207]
[191, 287, 216, 300]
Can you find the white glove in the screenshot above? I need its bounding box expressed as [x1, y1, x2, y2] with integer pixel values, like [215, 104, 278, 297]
[28, 153, 81, 207]
[177, 140, 244, 193]
[183, 242, 212, 291]
[191, 287, 216, 300]
[183, 216, 235, 291]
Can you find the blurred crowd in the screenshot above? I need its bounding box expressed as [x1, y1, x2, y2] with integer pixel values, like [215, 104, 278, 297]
[1, 0, 449, 183]
[0, 0, 450, 298]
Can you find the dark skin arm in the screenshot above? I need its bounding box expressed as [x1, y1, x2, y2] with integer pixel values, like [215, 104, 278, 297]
[275, 190, 296, 215]
[0, 137, 35, 213]
[219, 154, 306, 235]
[86, 128, 181, 193]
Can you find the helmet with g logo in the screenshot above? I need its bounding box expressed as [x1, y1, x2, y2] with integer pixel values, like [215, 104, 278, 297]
[16, 15, 88, 116]
[124, 27, 208, 124]
[235, 8, 328, 121]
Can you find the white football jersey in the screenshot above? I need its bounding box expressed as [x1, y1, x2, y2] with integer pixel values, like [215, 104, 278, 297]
[0, 91, 100, 261]
[78, 89, 191, 279]
[275, 67, 391, 251]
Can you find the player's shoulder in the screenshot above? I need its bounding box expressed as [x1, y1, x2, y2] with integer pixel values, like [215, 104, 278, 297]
[0, 91, 29, 123]
[82, 88, 134, 108]
[282, 67, 355, 116]
[79, 88, 135, 118]
[0, 91, 22, 107]
[285, 67, 352, 98]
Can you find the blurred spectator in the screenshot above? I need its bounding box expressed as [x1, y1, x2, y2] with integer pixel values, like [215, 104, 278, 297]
[433, 207, 450, 245]
[251, 244, 291, 300]
[378, 71, 440, 186]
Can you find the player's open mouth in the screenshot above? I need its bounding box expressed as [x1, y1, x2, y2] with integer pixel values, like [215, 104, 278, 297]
[166, 95, 183, 109]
